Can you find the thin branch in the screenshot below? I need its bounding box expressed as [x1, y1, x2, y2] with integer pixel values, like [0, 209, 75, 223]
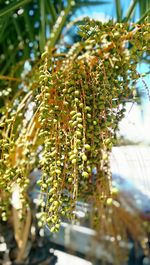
[0, 75, 21, 82]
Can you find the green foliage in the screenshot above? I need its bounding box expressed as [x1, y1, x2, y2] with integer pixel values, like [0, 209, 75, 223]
[0, 19, 149, 234]
[0, 0, 110, 77]
[0, 1, 150, 262]
[0, 0, 72, 76]
[0, 0, 149, 79]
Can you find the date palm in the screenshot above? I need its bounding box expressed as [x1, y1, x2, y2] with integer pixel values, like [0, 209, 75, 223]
[0, 1, 149, 264]
[0, 0, 149, 77]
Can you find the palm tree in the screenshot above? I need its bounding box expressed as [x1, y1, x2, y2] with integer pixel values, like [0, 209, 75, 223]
[0, 1, 149, 264]
[0, 0, 149, 78]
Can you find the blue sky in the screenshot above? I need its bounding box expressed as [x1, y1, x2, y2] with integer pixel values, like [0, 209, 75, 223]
[73, 0, 140, 21]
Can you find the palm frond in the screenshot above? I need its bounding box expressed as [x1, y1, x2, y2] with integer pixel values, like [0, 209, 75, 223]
[76, 0, 110, 6]
[138, 0, 150, 22]
[136, 8, 150, 24]
[39, 0, 46, 52]
[47, 1, 57, 23]
[124, 0, 138, 22]
[47, 0, 74, 48]
[0, 0, 32, 17]
[115, 0, 122, 22]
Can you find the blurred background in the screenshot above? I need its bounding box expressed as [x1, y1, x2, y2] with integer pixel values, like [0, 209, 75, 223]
[0, 1, 150, 265]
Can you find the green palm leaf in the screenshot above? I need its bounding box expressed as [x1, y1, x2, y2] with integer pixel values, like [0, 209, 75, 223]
[0, 0, 32, 17]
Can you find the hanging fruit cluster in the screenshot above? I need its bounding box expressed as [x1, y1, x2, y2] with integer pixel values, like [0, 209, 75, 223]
[0, 19, 149, 233]
[36, 20, 150, 231]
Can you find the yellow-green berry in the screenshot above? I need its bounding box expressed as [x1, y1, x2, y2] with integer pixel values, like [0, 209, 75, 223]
[84, 144, 91, 150]
[72, 158, 77, 164]
[106, 198, 113, 205]
[82, 171, 89, 178]
[82, 154, 87, 161]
